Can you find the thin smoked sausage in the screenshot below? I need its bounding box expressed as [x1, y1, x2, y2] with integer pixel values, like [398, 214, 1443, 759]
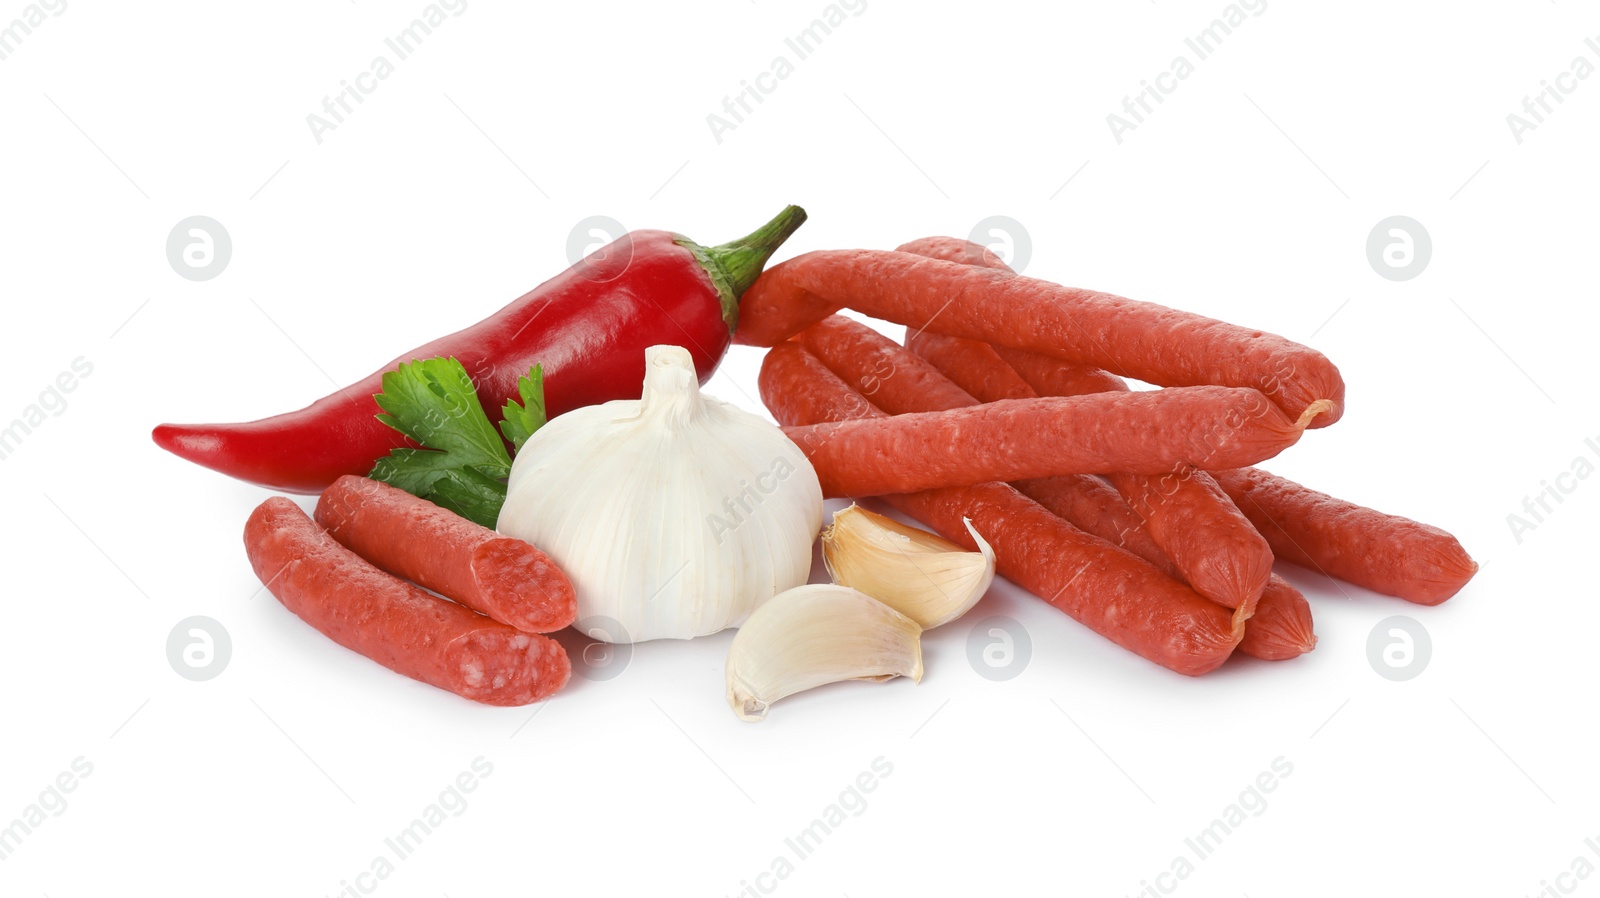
[316, 475, 576, 634]
[246, 498, 570, 705]
[759, 342, 1241, 676]
[736, 249, 1345, 426]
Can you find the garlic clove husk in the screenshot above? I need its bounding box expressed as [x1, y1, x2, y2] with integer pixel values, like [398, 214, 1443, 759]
[820, 505, 996, 629]
[725, 584, 923, 722]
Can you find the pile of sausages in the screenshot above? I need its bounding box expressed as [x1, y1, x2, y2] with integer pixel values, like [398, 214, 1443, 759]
[244, 476, 575, 704]
[743, 237, 1477, 675]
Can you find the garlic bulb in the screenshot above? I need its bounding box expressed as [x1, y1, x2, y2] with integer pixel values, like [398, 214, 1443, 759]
[821, 504, 995, 629]
[726, 584, 924, 722]
[497, 345, 823, 643]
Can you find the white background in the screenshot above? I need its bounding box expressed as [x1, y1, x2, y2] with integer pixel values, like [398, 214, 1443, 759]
[2, 1, 1596, 896]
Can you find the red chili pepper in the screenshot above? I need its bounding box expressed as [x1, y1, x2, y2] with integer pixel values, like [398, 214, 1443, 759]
[153, 206, 807, 493]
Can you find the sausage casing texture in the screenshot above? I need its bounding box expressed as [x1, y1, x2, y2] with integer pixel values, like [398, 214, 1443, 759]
[1004, 337, 1475, 605]
[315, 475, 577, 634]
[246, 497, 571, 705]
[901, 328, 1036, 402]
[1236, 577, 1317, 660]
[795, 316, 1181, 583]
[889, 240, 1277, 612]
[802, 313, 1300, 641]
[737, 248, 1344, 426]
[796, 315, 981, 412]
[782, 385, 1323, 498]
[906, 330, 1274, 612]
[1016, 473, 1316, 660]
[888, 240, 1303, 652]
[759, 342, 1241, 676]
[990, 343, 1128, 399]
[1211, 467, 1478, 605]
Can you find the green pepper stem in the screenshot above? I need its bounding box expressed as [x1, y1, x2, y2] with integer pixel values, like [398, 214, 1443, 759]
[683, 205, 808, 333]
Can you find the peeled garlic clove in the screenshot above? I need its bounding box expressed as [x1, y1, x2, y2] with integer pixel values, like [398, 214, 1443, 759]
[726, 584, 922, 722]
[820, 504, 996, 629]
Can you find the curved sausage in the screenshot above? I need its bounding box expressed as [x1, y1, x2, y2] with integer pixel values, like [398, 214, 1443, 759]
[1011, 475, 1172, 567]
[889, 238, 1273, 611]
[796, 313, 1311, 647]
[796, 315, 981, 411]
[760, 342, 1241, 676]
[1211, 467, 1478, 605]
[892, 241, 1274, 612]
[891, 240, 1304, 646]
[782, 385, 1326, 498]
[906, 329, 1273, 612]
[1237, 577, 1318, 660]
[988, 342, 1130, 399]
[900, 328, 1036, 401]
[790, 311, 1309, 657]
[1017, 472, 1315, 661]
[736, 248, 1345, 426]
[315, 475, 576, 634]
[893, 236, 1014, 270]
[245, 497, 570, 705]
[1003, 335, 1476, 605]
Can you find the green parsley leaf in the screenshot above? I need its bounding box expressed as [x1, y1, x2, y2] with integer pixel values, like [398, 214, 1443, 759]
[425, 468, 515, 527]
[374, 358, 510, 472]
[499, 364, 546, 454]
[369, 357, 544, 529]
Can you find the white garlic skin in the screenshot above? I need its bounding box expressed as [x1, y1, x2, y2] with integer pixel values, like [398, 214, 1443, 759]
[497, 345, 823, 643]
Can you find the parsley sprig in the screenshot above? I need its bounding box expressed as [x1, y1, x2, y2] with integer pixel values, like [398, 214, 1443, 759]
[368, 358, 544, 527]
